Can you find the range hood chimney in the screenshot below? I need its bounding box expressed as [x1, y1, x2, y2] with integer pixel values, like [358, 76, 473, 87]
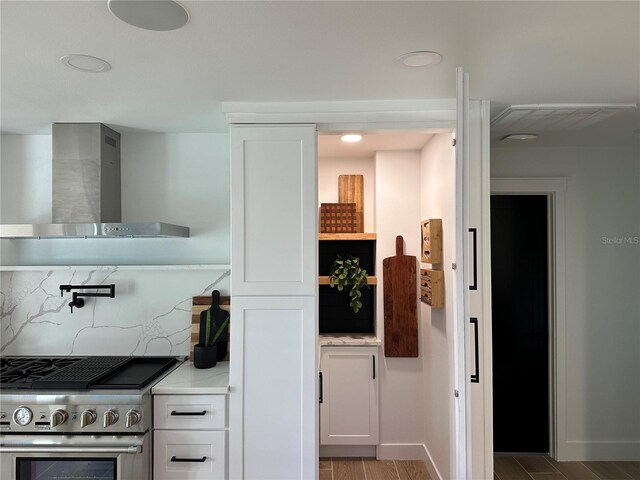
[53, 123, 122, 224]
[0, 123, 189, 239]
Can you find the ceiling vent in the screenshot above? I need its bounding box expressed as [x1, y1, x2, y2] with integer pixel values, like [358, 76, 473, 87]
[491, 103, 637, 132]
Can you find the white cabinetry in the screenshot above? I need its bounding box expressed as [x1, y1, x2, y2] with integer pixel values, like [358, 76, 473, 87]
[320, 346, 379, 445]
[230, 125, 317, 297]
[153, 394, 228, 480]
[229, 124, 318, 480]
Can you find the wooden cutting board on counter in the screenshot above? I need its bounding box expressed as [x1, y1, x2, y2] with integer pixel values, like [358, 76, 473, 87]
[338, 174, 364, 233]
[191, 295, 230, 361]
[382, 236, 418, 357]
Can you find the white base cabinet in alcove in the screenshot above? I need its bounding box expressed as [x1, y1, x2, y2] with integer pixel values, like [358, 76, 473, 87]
[320, 346, 379, 445]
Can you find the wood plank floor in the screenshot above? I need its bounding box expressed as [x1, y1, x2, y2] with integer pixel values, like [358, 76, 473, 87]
[320, 458, 431, 480]
[495, 455, 640, 480]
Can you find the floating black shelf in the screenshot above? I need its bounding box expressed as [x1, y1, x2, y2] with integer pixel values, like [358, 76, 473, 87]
[318, 285, 375, 334]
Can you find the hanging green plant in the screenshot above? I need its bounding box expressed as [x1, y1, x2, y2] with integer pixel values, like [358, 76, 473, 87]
[329, 254, 369, 314]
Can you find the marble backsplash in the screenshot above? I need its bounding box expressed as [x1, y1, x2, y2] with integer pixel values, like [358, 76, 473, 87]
[0, 267, 230, 357]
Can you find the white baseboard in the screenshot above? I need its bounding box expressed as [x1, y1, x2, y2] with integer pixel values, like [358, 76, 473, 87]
[319, 445, 376, 458]
[558, 441, 640, 461]
[421, 444, 443, 480]
[376, 443, 442, 480]
[377, 443, 428, 461]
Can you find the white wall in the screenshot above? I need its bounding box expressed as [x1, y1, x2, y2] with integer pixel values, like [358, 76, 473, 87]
[374, 151, 426, 453]
[318, 156, 376, 232]
[0, 133, 230, 266]
[0, 135, 52, 224]
[492, 145, 640, 460]
[420, 133, 456, 479]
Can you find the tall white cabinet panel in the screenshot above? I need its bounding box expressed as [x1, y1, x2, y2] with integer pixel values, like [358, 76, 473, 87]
[230, 125, 317, 296]
[229, 296, 316, 480]
[320, 346, 379, 445]
[455, 67, 493, 480]
[467, 100, 493, 480]
[230, 124, 318, 479]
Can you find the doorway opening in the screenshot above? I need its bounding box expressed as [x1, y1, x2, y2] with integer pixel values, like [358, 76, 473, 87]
[315, 129, 456, 478]
[491, 194, 551, 454]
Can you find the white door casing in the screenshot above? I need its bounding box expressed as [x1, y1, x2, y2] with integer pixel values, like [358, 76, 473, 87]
[466, 99, 494, 479]
[454, 67, 470, 480]
[452, 67, 495, 480]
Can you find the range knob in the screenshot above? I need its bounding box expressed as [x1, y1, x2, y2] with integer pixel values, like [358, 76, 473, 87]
[80, 410, 97, 428]
[50, 409, 68, 428]
[103, 409, 119, 428]
[125, 410, 142, 428]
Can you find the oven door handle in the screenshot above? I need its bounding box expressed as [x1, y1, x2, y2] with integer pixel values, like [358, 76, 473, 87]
[0, 446, 142, 454]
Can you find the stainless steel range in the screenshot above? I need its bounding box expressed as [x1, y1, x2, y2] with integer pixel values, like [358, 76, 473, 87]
[0, 356, 180, 480]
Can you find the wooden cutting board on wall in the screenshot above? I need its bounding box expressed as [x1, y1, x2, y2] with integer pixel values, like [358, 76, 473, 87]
[382, 236, 418, 357]
[191, 296, 230, 361]
[338, 174, 364, 233]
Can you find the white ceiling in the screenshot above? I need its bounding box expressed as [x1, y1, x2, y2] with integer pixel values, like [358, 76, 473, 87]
[318, 132, 436, 158]
[1, 1, 639, 145]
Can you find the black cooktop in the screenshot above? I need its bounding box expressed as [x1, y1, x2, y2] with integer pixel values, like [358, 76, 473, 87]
[0, 356, 178, 390]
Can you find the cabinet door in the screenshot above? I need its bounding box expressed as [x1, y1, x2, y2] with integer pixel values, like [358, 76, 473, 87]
[229, 296, 317, 480]
[154, 430, 226, 480]
[230, 124, 317, 296]
[154, 394, 226, 430]
[320, 346, 379, 445]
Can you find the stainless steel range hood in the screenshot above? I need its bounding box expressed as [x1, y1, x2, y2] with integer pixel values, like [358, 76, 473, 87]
[0, 123, 189, 239]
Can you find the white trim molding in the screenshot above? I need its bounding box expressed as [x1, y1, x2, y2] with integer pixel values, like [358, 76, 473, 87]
[479, 100, 494, 480]
[377, 443, 429, 461]
[563, 441, 640, 461]
[490, 177, 567, 461]
[377, 443, 443, 480]
[222, 99, 457, 131]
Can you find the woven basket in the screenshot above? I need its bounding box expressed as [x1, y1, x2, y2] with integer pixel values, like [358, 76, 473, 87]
[320, 203, 357, 233]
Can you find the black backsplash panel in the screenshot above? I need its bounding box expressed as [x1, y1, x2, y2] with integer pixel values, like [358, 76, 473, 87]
[318, 240, 376, 276]
[319, 285, 375, 334]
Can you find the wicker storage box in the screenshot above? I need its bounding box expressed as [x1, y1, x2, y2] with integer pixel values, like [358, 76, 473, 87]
[320, 203, 357, 233]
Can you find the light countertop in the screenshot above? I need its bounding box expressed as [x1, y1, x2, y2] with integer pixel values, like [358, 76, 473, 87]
[319, 334, 382, 346]
[152, 361, 229, 394]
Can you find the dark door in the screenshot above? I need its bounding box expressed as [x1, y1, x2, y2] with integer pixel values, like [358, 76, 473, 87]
[491, 195, 549, 453]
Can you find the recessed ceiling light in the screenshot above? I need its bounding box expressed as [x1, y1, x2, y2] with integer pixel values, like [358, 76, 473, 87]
[108, 0, 189, 31]
[396, 51, 443, 68]
[60, 54, 111, 73]
[502, 133, 538, 141]
[340, 134, 363, 143]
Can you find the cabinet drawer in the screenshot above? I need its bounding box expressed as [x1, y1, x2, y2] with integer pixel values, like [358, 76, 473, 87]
[154, 395, 226, 430]
[154, 430, 226, 480]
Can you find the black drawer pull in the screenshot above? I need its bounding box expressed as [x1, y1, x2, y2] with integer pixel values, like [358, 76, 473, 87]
[171, 456, 207, 463]
[470, 317, 480, 383]
[170, 410, 207, 416]
[469, 228, 478, 290]
[372, 355, 376, 380]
